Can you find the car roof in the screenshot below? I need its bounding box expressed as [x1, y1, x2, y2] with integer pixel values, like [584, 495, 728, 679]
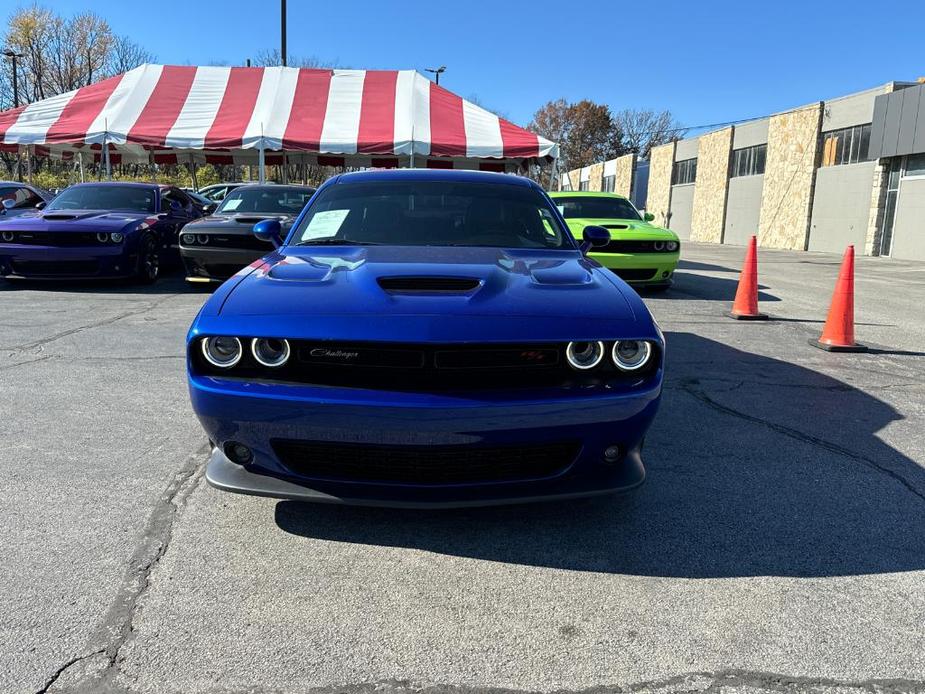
[333, 168, 537, 188]
[66, 181, 161, 190]
[548, 190, 630, 200]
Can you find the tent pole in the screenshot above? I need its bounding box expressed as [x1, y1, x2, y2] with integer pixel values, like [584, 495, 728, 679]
[281, 152, 288, 184]
[258, 147, 266, 183]
[103, 142, 111, 181]
[26, 145, 33, 185]
[78, 151, 84, 183]
[548, 158, 559, 191]
[189, 153, 198, 190]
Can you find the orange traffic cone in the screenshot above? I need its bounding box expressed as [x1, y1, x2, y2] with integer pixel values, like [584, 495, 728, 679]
[811, 245, 867, 352]
[729, 235, 768, 320]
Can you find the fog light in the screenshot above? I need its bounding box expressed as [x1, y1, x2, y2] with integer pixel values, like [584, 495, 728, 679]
[603, 445, 622, 462]
[224, 441, 253, 465]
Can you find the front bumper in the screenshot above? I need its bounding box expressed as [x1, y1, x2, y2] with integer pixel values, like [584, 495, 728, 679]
[180, 246, 263, 281]
[0, 243, 136, 279]
[191, 374, 661, 507]
[590, 251, 680, 285]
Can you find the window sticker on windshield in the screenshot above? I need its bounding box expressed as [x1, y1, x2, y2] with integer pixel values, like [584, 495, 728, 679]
[222, 199, 242, 211]
[301, 209, 349, 240]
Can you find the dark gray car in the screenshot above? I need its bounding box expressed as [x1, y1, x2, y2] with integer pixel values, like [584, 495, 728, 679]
[179, 184, 315, 283]
[0, 182, 55, 218]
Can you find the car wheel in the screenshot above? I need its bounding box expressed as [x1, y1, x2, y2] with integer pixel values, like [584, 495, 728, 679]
[135, 233, 160, 284]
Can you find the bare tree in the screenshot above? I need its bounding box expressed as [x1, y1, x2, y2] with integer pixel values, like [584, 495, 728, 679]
[612, 108, 686, 158]
[108, 35, 154, 75]
[253, 49, 324, 68]
[529, 98, 623, 171]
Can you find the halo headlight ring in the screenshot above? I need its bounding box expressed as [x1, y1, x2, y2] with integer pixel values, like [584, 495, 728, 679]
[110, 232, 124, 243]
[611, 340, 653, 371]
[251, 337, 290, 368]
[201, 336, 243, 368]
[96, 232, 110, 243]
[196, 234, 210, 245]
[666, 240, 679, 252]
[565, 341, 606, 370]
[181, 233, 195, 245]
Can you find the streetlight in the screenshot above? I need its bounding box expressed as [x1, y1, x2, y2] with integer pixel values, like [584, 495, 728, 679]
[280, 0, 287, 67]
[2, 48, 25, 107]
[425, 65, 446, 85]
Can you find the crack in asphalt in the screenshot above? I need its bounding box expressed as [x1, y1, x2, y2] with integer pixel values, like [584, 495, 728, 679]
[34, 443, 210, 694]
[680, 379, 925, 505]
[2, 293, 183, 353]
[0, 354, 53, 371]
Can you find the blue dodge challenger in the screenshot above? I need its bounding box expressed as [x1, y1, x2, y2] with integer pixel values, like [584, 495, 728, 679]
[0, 182, 203, 282]
[188, 169, 664, 507]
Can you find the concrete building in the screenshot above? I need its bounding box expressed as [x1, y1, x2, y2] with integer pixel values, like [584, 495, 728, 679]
[560, 80, 925, 261]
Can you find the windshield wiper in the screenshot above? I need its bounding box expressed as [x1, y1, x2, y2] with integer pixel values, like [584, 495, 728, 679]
[294, 239, 381, 246]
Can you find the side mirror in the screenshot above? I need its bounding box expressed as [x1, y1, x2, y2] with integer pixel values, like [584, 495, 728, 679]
[203, 203, 217, 215]
[1, 199, 14, 210]
[580, 225, 610, 254]
[643, 212, 655, 222]
[35, 200, 46, 210]
[253, 218, 283, 248]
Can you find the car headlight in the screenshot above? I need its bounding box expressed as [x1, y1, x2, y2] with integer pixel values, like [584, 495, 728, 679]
[251, 337, 290, 368]
[182, 233, 195, 245]
[565, 341, 605, 370]
[652, 241, 665, 251]
[201, 336, 242, 368]
[96, 232, 110, 243]
[666, 241, 678, 252]
[196, 234, 210, 245]
[612, 340, 653, 371]
[110, 232, 124, 243]
[1, 231, 14, 242]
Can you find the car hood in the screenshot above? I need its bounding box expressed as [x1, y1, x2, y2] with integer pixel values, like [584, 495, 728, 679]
[203, 246, 648, 342]
[0, 209, 152, 232]
[184, 212, 297, 233]
[565, 217, 678, 240]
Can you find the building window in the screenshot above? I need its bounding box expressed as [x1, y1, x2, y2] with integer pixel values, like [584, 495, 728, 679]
[903, 153, 925, 178]
[560, 176, 572, 191]
[602, 175, 615, 192]
[731, 144, 767, 177]
[579, 180, 590, 191]
[821, 124, 871, 166]
[672, 158, 697, 185]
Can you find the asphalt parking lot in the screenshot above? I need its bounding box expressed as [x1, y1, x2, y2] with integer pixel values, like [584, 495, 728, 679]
[2, 243, 925, 694]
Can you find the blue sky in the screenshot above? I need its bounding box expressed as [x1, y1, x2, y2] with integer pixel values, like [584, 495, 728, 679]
[30, 0, 925, 131]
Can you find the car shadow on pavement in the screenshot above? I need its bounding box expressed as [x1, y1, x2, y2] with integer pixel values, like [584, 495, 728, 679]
[274, 332, 925, 578]
[0, 270, 201, 295]
[676, 259, 738, 273]
[662, 270, 781, 302]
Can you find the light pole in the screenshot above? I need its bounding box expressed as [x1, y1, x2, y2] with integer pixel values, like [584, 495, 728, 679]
[425, 65, 446, 85]
[2, 48, 24, 107]
[281, 0, 287, 66]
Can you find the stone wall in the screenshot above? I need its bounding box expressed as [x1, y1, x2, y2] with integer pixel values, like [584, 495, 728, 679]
[588, 162, 604, 191]
[646, 142, 675, 227]
[562, 168, 581, 191]
[615, 154, 635, 198]
[757, 103, 823, 249]
[864, 83, 899, 256]
[690, 127, 733, 242]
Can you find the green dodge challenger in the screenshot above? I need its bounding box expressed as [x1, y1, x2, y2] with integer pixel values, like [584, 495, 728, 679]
[548, 191, 680, 288]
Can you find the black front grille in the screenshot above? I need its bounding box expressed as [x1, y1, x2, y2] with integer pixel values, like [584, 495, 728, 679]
[612, 268, 658, 281]
[186, 235, 272, 251]
[599, 240, 671, 254]
[193, 339, 658, 392]
[10, 259, 101, 275]
[202, 262, 252, 279]
[3, 231, 105, 247]
[272, 439, 580, 485]
[377, 276, 481, 293]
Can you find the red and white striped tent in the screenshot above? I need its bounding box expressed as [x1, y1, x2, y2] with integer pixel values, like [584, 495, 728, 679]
[0, 64, 557, 175]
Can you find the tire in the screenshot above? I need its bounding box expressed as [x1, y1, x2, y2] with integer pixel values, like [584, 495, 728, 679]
[135, 233, 160, 284]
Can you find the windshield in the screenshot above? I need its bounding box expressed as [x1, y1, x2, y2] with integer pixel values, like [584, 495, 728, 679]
[290, 181, 571, 249]
[217, 186, 314, 215]
[47, 185, 156, 213]
[554, 196, 642, 221]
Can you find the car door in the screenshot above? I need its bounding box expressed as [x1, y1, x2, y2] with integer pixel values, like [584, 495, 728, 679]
[159, 187, 197, 248]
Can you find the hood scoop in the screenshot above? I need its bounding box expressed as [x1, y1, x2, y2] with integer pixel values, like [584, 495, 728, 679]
[602, 224, 629, 230]
[234, 215, 279, 224]
[377, 276, 481, 294]
[42, 213, 79, 221]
